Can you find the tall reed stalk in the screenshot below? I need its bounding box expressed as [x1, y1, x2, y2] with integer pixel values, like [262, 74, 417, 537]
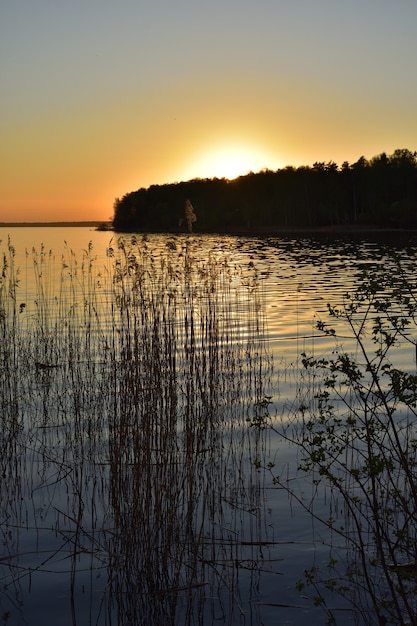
[0, 235, 272, 625]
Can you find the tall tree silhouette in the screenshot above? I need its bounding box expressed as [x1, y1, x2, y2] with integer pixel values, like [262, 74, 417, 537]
[112, 149, 417, 232]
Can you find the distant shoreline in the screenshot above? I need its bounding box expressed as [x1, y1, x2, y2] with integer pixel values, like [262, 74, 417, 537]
[1, 222, 417, 235]
[0, 222, 108, 227]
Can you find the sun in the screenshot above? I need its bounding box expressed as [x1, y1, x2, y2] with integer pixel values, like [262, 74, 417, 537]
[182, 143, 281, 181]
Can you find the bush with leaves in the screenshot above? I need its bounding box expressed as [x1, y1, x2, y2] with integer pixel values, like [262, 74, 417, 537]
[258, 255, 417, 625]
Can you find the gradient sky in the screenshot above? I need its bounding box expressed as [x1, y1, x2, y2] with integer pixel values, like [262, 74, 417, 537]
[1, 1, 417, 222]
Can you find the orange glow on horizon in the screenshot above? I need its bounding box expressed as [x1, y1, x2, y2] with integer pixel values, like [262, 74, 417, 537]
[179, 143, 284, 182]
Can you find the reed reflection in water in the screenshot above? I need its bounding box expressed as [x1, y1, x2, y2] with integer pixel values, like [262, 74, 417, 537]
[0, 236, 273, 625]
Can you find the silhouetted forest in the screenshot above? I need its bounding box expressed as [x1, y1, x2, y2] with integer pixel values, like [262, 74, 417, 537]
[113, 148, 417, 232]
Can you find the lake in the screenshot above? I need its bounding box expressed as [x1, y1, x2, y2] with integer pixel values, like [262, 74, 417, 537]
[1, 227, 417, 626]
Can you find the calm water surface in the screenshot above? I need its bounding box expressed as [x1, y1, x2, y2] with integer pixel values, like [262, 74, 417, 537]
[1, 227, 417, 626]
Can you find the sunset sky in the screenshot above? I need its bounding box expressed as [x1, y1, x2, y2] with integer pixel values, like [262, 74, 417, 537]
[1, 1, 417, 222]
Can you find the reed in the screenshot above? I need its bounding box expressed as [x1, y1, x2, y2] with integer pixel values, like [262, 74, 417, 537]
[0, 235, 272, 625]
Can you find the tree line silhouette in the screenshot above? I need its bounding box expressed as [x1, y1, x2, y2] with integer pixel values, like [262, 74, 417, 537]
[112, 148, 417, 232]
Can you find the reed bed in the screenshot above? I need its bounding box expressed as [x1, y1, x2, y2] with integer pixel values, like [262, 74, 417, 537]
[0, 236, 273, 625]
